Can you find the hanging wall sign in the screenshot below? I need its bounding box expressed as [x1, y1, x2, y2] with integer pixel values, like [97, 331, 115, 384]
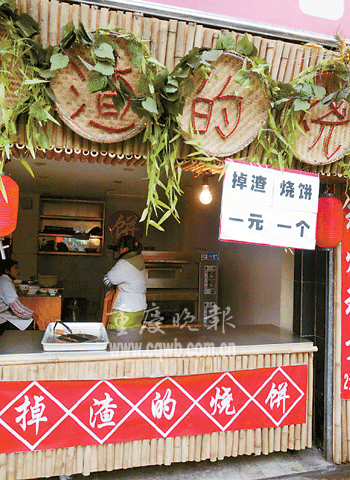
[107, 210, 144, 244]
[286, 72, 350, 165]
[50, 37, 145, 143]
[0, 365, 307, 453]
[219, 160, 319, 249]
[341, 200, 350, 398]
[179, 52, 269, 157]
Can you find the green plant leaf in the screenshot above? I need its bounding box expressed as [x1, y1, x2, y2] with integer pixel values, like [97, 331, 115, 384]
[201, 49, 223, 62]
[142, 97, 158, 114]
[111, 92, 126, 114]
[293, 98, 311, 111]
[216, 32, 236, 51]
[60, 20, 76, 50]
[87, 71, 108, 92]
[75, 21, 94, 46]
[234, 69, 251, 88]
[321, 91, 337, 105]
[15, 13, 40, 38]
[20, 159, 34, 177]
[93, 61, 114, 76]
[127, 40, 145, 66]
[23, 77, 48, 85]
[312, 85, 326, 99]
[28, 101, 49, 121]
[148, 219, 165, 231]
[62, 20, 75, 39]
[94, 42, 115, 61]
[236, 34, 257, 56]
[50, 52, 69, 70]
[39, 68, 58, 79]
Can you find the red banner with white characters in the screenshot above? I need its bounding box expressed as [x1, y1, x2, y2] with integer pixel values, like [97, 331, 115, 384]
[0, 366, 307, 453]
[341, 202, 350, 398]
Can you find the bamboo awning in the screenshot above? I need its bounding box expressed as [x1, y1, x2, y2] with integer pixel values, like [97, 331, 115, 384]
[12, 0, 348, 180]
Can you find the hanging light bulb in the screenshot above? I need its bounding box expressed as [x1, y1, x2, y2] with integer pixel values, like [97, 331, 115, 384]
[199, 175, 212, 205]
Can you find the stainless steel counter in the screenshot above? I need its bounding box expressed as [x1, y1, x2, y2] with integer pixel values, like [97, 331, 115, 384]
[0, 324, 315, 358]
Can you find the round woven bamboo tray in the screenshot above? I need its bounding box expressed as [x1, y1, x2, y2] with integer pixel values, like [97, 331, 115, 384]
[50, 37, 145, 143]
[179, 51, 269, 158]
[289, 71, 350, 166]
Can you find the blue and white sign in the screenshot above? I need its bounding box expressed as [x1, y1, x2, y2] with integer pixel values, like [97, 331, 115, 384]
[219, 160, 320, 250]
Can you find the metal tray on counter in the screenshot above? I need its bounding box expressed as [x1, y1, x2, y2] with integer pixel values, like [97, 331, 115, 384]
[41, 322, 109, 351]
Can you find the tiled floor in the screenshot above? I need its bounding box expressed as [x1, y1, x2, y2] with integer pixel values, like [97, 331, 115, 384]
[54, 447, 350, 480]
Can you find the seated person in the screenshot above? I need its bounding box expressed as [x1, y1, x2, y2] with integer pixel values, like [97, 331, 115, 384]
[0, 259, 38, 335]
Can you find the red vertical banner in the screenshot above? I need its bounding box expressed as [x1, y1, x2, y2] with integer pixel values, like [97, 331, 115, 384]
[341, 200, 350, 398]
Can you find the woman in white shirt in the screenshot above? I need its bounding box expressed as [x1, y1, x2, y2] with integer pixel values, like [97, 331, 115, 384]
[0, 259, 38, 335]
[103, 236, 147, 330]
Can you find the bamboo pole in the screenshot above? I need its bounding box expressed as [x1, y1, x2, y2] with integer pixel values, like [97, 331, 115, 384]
[277, 42, 291, 81]
[49, 0, 60, 46]
[164, 437, 173, 465]
[210, 432, 219, 462]
[185, 22, 196, 53]
[181, 436, 189, 462]
[114, 442, 123, 470]
[131, 440, 141, 468]
[188, 436, 196, 462]
[141, 439, 150, 467]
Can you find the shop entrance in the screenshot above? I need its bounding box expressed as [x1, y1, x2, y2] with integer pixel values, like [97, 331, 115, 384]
[293, 248, 331, 453]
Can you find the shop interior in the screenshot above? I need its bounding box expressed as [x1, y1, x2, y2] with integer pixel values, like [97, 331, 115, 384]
[6, 153, 325, 443]
[5, 157, 293, 330]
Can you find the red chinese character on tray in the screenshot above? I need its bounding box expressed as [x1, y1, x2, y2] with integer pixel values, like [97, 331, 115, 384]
[68, 57, 136, 134]
[192, 74, 243, 138]
[298, 98, 350, 160]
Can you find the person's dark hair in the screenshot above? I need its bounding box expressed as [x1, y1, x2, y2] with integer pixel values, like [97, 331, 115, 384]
[0, 258, 18, 276]
[116, 235, 142, 259]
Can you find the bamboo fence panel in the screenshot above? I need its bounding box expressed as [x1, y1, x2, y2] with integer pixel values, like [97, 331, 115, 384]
[0, 346, 315, 479]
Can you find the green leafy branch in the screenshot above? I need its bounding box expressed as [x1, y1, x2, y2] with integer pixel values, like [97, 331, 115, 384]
[0, 0, 58, 185]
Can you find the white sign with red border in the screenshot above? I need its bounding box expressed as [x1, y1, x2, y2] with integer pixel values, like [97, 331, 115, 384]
[219, 160, 319, 250]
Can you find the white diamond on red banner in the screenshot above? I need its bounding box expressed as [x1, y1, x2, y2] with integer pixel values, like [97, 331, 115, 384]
[69, 381, 135, 444]
[0, 382, 70, 451]
[253, 367, 305, 426]
[197, 373, 252, 431]
[136, 377, 196, 437]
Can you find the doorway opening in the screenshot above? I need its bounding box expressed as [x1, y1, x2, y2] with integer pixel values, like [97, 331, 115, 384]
[293, 248, 330, 450]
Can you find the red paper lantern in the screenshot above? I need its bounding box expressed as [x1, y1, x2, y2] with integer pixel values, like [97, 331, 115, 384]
[316, 193, 343, 248]
[0, 174, 19, 237]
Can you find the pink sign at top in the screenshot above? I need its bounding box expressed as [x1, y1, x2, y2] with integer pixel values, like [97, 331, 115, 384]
[123, 0, 350, 43]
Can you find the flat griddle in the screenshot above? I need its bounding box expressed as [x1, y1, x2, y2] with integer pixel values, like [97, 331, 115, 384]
[56, 333, 99, 343]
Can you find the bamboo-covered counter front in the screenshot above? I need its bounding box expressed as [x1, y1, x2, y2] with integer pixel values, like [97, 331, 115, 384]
[0, 324, 316, 480]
